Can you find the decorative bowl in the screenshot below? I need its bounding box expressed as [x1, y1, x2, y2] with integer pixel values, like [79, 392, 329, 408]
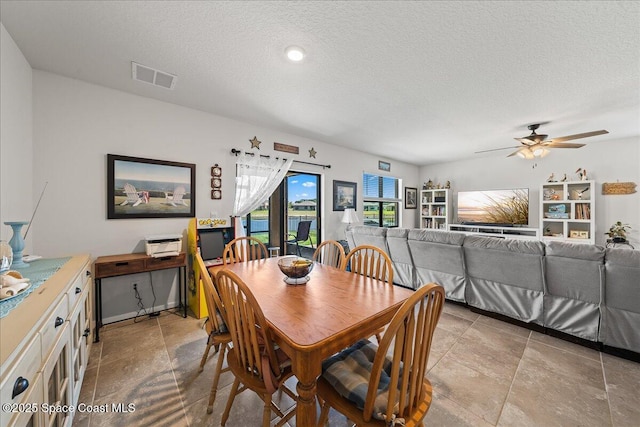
[277, 256, 314, 284]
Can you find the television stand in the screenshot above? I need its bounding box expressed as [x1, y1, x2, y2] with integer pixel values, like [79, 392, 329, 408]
[448, 224, 539, 240]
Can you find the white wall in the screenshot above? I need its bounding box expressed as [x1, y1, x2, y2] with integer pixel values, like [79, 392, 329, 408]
[0, 24, 33, 245]
[31, 71, 420, 259]
[420, 137, 640, 247]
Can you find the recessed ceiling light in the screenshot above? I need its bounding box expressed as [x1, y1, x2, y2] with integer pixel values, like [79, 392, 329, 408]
[285, 46, 306, 62]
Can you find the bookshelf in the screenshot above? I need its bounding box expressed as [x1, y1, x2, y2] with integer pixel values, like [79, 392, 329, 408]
[420, 189, 449, 230]
[540, 180, 595, 244]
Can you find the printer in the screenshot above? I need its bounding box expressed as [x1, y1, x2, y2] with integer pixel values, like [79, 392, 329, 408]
[145, 234, 183, 258]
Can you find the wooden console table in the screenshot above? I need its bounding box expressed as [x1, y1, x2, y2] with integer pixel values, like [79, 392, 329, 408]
[93, 252, 187, 342]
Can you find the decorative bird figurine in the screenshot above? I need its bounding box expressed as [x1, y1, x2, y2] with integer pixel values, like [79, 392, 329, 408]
[547, 173, 555, 182]
[561, 174, 568, 182]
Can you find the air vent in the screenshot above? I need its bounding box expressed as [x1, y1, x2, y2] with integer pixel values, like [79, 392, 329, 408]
[131, 62, 177, 90]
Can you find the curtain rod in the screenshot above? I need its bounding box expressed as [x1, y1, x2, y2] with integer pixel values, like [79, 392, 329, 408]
[230, 148, 331, 169]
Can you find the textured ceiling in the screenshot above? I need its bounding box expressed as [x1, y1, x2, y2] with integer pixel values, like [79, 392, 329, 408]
[2, 1, 639, 165]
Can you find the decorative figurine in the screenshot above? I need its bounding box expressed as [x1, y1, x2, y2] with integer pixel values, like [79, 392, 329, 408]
[426, 179, 433, 189]
[445, 180, 451, 189]
[547, 173, 556, 182]
[561, 174, 568, 182]
[575, 168, 588, 181]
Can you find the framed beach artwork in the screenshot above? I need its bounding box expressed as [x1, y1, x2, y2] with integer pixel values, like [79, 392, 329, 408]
[107, 154, 196, 219]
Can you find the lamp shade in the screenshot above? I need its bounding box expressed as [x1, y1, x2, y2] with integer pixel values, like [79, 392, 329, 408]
[341, 208, 359, 224]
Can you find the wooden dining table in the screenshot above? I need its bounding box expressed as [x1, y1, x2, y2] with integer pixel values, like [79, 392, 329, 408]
[210, 257, 415, 426]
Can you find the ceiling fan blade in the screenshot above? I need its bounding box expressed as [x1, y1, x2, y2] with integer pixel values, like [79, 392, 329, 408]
[545, 142, 586, 149]
[475, 145, 520, 154]
[550, 130, 608, 143]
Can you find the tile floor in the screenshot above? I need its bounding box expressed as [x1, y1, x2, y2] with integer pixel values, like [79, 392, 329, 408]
[72, 302, 640, 427]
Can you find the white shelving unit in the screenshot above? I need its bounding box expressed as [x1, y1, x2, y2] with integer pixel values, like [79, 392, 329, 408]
[420, 189, 449, 230]
[540, 180, 595, 244]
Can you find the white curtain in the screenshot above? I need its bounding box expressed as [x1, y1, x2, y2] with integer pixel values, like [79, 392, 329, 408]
[232, 153, 293, 236]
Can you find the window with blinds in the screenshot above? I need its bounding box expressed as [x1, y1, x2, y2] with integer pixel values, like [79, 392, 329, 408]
[363, 173, 400, 227]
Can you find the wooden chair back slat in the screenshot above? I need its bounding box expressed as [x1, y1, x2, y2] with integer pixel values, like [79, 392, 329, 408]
[313, 240, 346, 268]
[342, 244, 394, 285]
[223, 236, 268, 265]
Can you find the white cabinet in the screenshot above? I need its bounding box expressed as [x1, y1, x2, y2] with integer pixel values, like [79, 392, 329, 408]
[540, 180, 595, 244]
[448, 224, 539, 240]
[0, 255, 91, 427]
[420, 189, 449, 230]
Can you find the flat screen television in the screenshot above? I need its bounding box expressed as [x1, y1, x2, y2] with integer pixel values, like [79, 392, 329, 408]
[457, 188, 529, 226]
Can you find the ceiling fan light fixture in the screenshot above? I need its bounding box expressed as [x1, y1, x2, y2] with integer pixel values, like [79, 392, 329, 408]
[533, 146, 550, 158]
[516, 147, 535, 159]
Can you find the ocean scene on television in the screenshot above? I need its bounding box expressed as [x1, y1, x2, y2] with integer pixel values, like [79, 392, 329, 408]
[457, 188, 529, 225]
[113, 160, 192, 214]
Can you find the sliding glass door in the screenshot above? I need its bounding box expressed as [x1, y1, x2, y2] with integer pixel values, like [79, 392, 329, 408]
[285, 172, 320, 256]
[244, 170, 321, 257]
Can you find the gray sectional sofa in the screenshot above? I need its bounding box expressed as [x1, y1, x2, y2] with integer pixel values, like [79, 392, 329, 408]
[345, 225, 640, 357]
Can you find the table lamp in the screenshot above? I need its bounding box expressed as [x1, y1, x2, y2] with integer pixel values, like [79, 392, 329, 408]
[341, 208, 359, 238]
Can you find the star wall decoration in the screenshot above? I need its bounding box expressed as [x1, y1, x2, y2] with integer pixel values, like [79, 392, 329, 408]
[309, 147, 317, 158]
[249, 136, 261, 149]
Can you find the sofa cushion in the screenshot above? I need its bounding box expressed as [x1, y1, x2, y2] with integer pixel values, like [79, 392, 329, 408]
[600, 248, 640, 352]
[545, 241, 604, 303]
[463, 235, 545, 292]
[348, 226, 388, 252]
[603, 248, 640, 313]
[543, 241, 605, 341]
[408, 229, 466, 301]
[464, 236, 545, 324]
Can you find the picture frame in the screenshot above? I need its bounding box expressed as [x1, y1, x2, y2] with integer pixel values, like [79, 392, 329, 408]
[333, 180, 357, 211]
[107, 154, 196, 219]
[405, 187, 418, 209]
[378, 160, 391, 172]
[569, 230, 589, 239]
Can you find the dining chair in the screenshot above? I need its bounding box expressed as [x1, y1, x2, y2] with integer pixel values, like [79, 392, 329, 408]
[342, 244, 394, 284]
[317, 283, 445, 427]
[312, 240, 346, 268]
[194, 253, 232, 414]
[342, 244, 394, 342]
[287, 220, 313, 256]
[222, 236, 268, 264]
[215, 269, 297, 427]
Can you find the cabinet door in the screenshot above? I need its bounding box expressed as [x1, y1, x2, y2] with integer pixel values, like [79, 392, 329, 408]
[69, 294, 85, 406]
[0, 336, 42, 427]
[5, 374, 44, 427]
[41, 324, 72, 427]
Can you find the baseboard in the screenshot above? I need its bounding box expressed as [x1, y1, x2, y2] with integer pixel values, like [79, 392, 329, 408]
[545, 328, 602, 351]
[465, 304, 640, 363]
[467, 305, 546, 333]
[602, 345, 640, 363]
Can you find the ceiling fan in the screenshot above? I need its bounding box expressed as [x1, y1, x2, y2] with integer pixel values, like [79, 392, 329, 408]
[476, 124, 609, 159]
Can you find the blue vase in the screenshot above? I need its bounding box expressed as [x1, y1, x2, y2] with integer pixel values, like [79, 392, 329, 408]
[4, 221, 30, 268]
